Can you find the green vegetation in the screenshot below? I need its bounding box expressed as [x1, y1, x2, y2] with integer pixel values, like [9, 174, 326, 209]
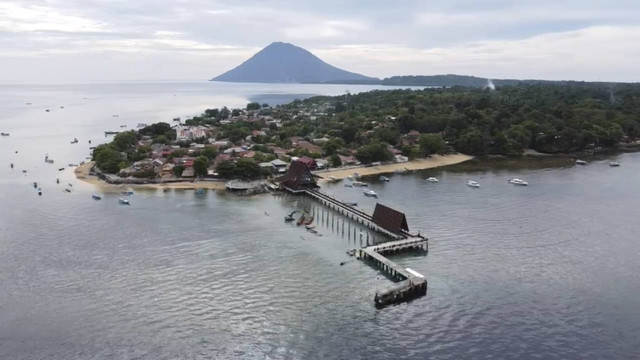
[193, 156, 209, 177]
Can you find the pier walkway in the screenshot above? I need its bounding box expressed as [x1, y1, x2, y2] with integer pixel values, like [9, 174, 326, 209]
[357, 238, 429, 307]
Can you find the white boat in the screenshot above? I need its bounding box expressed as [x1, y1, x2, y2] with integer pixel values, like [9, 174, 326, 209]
[466, 180, 480, 188]
[118, 198, 130, 205]
[609, 161, 620, 167]
[352, 172, 361, 180]
[379, 175, 390, 182]
[328, 176, 339, 182]
[426, 177, 438, 182]
[352, 181, 368, 187]
[576, 159, 588, 165]
[508, 178, 528, 186]
[363, 189, 378, 197]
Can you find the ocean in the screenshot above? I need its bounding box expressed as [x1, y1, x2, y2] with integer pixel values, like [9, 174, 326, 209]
[0, 81, 639, 359]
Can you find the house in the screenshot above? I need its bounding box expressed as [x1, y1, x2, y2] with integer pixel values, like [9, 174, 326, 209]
[394, 155, 409, 163]
[241, 151, 256, 159]
[223, 147, 246, 155]
[214, 153, 232, 166]
[372, 203, 409, 235]
[338, 155, 358, 165]
[277, 160, 319, 192]
[388, 146, 403, 156]
[176, 125, 207, 141]
[181, 167, 195, 178]
[270, 159, 288, 174]
[402, 130, 421, 145]
[296, 141, 322, 154]
[151, 158, 165, 167]
[315, 158, 328, 169]
[298, 156, 317, 171]
[161, 163, 175, 176]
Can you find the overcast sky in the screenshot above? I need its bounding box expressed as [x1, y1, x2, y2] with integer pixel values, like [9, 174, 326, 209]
[1, 0, 640, 83]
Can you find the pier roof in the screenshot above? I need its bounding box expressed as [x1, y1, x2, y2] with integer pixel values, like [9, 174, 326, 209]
[372, 203, 409, 234]
[278, 160, 318, 190]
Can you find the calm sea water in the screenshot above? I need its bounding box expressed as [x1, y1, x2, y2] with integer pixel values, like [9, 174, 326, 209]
[1, 82, 639, 359]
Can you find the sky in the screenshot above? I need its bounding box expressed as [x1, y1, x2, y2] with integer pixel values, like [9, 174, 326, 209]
[1, 0, 640, 83]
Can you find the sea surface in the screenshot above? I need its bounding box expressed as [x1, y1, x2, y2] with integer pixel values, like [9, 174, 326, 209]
[0, 81, 639, 359]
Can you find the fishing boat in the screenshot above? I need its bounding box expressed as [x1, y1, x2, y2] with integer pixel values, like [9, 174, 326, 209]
[92, 194, 102, 200]
[576, 159, 588, 165]
[508, 178, 528, 186]
[64, 188, 71, 193]
[284, 211, 296, 222]
[609, 161, 620, 167]
[58, 167, 65, 171]
[466, 180, 480, 188]
[305, 225, 316, 230]
[118, 198, 130, 205]
[304, 216, 314, 225]
[352, 181, 368, 187]
[0, 132, 9, 136]
[70, 138, 78, 144]
[379, 175, 390, 182]
[121, 190, 134, 196]
[296, 215, 306, 226]
[363, 189, 378, 197]
[426, 177, 438, 182]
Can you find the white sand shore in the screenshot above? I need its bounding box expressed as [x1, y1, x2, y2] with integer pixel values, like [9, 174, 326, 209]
[314, 154, 473, 180]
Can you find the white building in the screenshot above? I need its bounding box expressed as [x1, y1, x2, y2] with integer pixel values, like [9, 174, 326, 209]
[176, 125, 207, 141]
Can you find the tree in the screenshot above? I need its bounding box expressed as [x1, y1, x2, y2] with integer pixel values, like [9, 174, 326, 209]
[173, 165, 185, 177]
[247, 102, 261, 110]
[356, 141, 393, 164]
[322, 139, 342, 155]
[456, 129, 488, 156]
[330, 154, 342, 167]
[234, 158, 261, 179]
[93, 145, 123, 174]
[152, 135, 169, 145]
[193, 156, 209, 177]
[419, 134, 446, 155]
[216, 160, 235, 178]
[200, 147, 218, 160]
[112, 131, 137, 152]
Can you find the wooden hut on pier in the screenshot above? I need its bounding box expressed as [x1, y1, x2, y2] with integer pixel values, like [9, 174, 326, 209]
[371, 203, 409, 235]
[278, 160, 319, 193]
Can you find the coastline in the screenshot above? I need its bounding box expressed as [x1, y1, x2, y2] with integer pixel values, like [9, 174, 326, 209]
[74, 162, 227, 191]
[313, 154, 474, 180]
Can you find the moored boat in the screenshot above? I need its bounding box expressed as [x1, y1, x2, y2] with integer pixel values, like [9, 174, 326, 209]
[121, 190, 134, 196]
[576, 159, 588, 165]
[466, 180, 480, 188]
[363, 189, 378, 197]
[352, 181, 368, 187]
[0, 132, 9, 136]
[379, 175, 390, 182]
[70, 138, 78, 144]
[609, 161, 620, 167]
[508, 178, 528, 186]
[426, 177, 438, 182]
[118, 198, 130, 205]
[92, 194, 102, 200]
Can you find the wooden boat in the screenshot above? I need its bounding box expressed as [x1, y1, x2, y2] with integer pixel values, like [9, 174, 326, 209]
[58, 167, 65, 171]
[305, 225, 316, 230]
[0, 132, 9, 136]
[70, 138, 78, 144]
[304, 216, 314, 225]
[296, 215, 305, 226]
[64, 188, 71, 193]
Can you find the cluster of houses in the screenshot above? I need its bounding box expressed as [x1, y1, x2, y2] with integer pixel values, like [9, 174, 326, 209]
[117, 103, 426, 180]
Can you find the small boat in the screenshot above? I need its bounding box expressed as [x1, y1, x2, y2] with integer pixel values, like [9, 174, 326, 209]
[379, 175, 390, 182]
[88, 140, 92, 144]
[121, 190, 134, 196]
[104, 131, 119, 135]
[68, 163, 78, 167]
[112, 114, 119, 117]
[576, 159, 588, 165]
[305, 225, 316, 230]
[0, 132, 9, 136]
[118, 198, 130, 205]
[45, 109, 50, 112]
[353, 172, 361, 180]
[296, 215, 305, 226]
[37, 188, 42, 196]
[347, 175, 353, 180]
[195, 188, 205, 195]
[120, 125, 127, 128]
[344, 184, 353, 188]
[304, 216, 314, 225]
[508, 178, 528, 186]
[64, 188, 71, 193]
[363, 189, 378, 197]
[60, 106, 64, 109]
[426, 177, 438, 183]
[26, 102, 32, 105]
[284, 211, 296, 222]
[163, 188, 170, 192]
[68, 183, 73, 187]
[58, 167, 65, 171]
[352, 181, 368, 187]
[33, 182, 38, 188]
[45, 159, 54, 164]
[92, 194, 102, 200]
[10, 163, 13, 168]
[173, 117, 180, 122]
[466, 180, 480, 188]
[70, 138, 78, 144]
[609, 161, 620, 167]
[56, 178, 59, 184]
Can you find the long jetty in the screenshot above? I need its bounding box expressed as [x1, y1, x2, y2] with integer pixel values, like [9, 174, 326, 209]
[357, 238, 428, 307]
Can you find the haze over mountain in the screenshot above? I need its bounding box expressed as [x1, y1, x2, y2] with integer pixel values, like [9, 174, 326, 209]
[211, 42, 377, 83]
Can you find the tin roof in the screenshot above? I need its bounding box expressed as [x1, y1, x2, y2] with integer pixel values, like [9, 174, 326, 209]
[372, 203, 409, 234]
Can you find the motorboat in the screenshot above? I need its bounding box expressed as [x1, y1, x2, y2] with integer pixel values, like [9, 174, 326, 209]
[45, 159, 54, 164]
[58, 167, 65, 171]
[64, 188, 71, 193]
[68, 163, 78, 167]
[0, 132, 9, 136]
[195, 188, 205, 195]
[576, 159, 588, 165]
[344, 202, 357, 206]
[379, 175, 390, 182]
[92, 194, 102, 200]
[426, 177, 438, 182]
[363, 189, 378, 197]
[120, 125, 127, 128]
[466, 180, 480, 188]
[609, 161, 620, 167]
[352, 181, 368, 187]
[121, 190, 134, 196]
[70, 138, 78, 144]
[37, 188, 42, 196]
[33, 182, 38, 188]
[352, 172, 361, 180]
[118, 198, 130, 205]
[508, 178, 528, 186]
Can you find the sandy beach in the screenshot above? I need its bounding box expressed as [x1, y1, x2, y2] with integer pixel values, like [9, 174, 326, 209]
[314, 154, 474, 180]
[74, 162, 227, 191]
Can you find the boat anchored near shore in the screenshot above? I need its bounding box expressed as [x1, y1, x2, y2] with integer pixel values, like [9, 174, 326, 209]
[466, 180, 480, 188]
[363, 189, 378, 197]
[508, 178, 528, 186]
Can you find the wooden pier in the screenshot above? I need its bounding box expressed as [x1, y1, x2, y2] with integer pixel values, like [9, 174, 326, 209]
[357, 238, 429, 307]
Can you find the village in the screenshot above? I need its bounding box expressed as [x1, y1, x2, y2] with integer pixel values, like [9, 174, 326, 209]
[90, 99, 444, 185]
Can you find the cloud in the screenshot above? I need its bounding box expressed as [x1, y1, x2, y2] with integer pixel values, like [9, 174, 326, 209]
[0, 2, 107, 33]
[282, 20, 369, 40]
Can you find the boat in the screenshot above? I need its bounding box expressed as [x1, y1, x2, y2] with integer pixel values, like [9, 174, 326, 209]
[68, 163, 78, 167]
[305, 225, 316, 230]
[363, 189, 378, 197]
[64, 188, 71, 193]
[379, 175, 390, 182]
[120, 125, 127, 128]
[304, 216, 314, 225]
[60, 106, 64, 109]
[576, 159, 588, 165]
[45, 159, 54, 164]
[26, 102, 32, 105]
[508, 178, 528, 186]
[92, 194, 102, 200]
[296, 215, 305, 226]
[284, 211, 296, 222]
[344, 201, 357, 206]
[344, 184, 353, 188]
[58, 167, 65, 171]
[70, 138, 78, 144]
[426, 177, 438, 182]
[45, 109, 50, 112]
[163, 188, 170, 193]
[112, 114, 119, 117]
[37, 188, 42, 196]
[68, 183, 73, 187]
[173, 117, 180, 122]
[0, 132, 9, 136]
[104, 131, 120, 135]
[352, 181, 368, 187]
[466, 180, 480, 188]
[33, 182, 37, 188]
[121, 190, 134, 196]
[353, 172, 361, 180]
[118, 198, 130, 205]
[609, 161, 620, 167]
[195, 188, 205, 195]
